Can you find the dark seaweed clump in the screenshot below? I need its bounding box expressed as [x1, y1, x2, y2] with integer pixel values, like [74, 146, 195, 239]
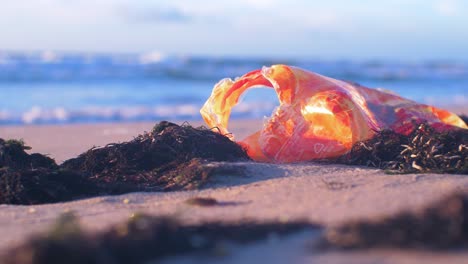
[61, 121, 249, 190]
[320, 192, 468, 249]
[0, 122, 249, 205]
[0, 139, 55, 170]
[336, 122, 468, 174]
[3, 213, 313, 264]
[0, 139, 97, 204]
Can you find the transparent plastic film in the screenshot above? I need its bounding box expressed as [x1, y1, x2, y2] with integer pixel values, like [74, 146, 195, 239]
[200, 65, 467, 163]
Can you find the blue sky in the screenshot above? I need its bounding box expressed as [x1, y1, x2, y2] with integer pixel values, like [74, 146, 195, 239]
[1, 0, 467, 60]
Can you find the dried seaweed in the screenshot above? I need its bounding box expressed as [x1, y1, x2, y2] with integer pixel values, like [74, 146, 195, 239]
[0, 168, 99, 205]
[0, 122, 249, 205]
[336, 123, 468, 174]
[3, 213, 313, 264]
[0, 139, 55, 170]
[319, 192, 468, 249]
[185, 197, 219, 206]
[61, 121, 249, 190]
[0, 139, 96, 204]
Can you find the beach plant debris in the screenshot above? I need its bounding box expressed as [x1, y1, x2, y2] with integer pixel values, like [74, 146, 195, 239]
[0, 122, 249, 205]
[0, 168, 99, 205]
[0, 139, 55, 170]
[335, 122, 468, 174]
[0, 139, 98, 205]
[319, 191, 468, 249]
[3, 213, 314, 264]
[185, 197, 219, 206]
[61, 121, 249, 190]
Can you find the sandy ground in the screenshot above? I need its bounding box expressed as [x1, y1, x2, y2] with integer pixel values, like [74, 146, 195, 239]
[1, 120, 468, 263]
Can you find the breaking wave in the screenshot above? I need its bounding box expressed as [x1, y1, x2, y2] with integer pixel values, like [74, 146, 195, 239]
[0, 102, 278, 125]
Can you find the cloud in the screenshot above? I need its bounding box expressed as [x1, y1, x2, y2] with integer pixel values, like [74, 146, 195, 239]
[122, 6, 192, 23]
[241, 0, 278, 9]
[434, 0, 460, 16]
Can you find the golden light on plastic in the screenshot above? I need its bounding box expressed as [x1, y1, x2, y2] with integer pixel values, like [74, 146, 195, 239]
[200, 65, 467, 163]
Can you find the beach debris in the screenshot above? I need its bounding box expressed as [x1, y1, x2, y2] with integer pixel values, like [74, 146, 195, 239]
[2, 213, 313, 264]
[0, 122, 249, 205]
[1, 118, 464, 205]
[335, 122, 468, 174]
[185, 197, 219, 206]
[0, 167, 99, 205]
[201, 65, 467, 162]
[0, 139, 97, 205]
[0, 139, 55, 170]
[61, 121, 249, 191]
[319, 191, 468, 249]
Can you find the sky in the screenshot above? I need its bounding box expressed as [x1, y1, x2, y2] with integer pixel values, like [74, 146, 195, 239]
[1, 0, 468, 60]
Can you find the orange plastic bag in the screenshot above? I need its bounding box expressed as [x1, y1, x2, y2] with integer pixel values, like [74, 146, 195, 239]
[200, 65, 467, 163]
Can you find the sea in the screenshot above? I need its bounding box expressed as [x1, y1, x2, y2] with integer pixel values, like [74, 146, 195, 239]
[0, 51, 467, 125]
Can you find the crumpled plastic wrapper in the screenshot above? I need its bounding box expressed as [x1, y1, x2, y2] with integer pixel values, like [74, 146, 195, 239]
[200, 65, 467, 162]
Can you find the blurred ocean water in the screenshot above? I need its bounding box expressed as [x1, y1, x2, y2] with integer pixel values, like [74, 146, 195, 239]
[0, 51, 467, 125]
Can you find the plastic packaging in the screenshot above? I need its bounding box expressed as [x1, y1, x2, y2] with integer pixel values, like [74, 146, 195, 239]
[200, 65, 467, 162]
